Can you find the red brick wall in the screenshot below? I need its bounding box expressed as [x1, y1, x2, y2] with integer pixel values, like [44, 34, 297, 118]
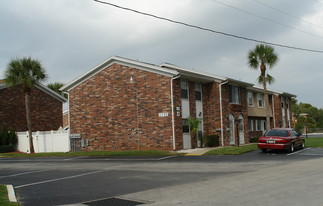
[172, 79, 183, 150]
[0, 86, 63, 132]
[69, 63, 174, 151]
[273, 95, 283, 127]
[203, 82, 221, 137]
[63, 111, 69, 128]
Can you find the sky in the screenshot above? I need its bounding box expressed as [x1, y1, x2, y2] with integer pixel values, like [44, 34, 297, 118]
[1, 0, 323, 108]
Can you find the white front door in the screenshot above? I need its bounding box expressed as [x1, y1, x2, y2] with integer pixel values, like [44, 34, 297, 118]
[183, 133, 191, 149]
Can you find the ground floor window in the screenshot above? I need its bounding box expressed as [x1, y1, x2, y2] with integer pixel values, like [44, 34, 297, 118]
[248, 119, 253, 131]
[229, 114, 235, 144]
[182, 119, 189, 133]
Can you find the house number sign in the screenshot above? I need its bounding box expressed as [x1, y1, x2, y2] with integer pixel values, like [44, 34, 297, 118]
[158, 112, 169, 117]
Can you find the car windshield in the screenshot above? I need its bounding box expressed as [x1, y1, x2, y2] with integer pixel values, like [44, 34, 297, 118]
[265, 130, 289, 137]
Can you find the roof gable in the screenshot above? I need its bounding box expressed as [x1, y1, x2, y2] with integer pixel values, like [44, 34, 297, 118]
[61, 56, 179, 92]
[0, 80, 67, 103]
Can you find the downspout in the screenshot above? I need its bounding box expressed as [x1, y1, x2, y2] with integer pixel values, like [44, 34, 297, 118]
[63, 91, 71, 152]
[272, 95, 276, 128]
[171, 74, 181, 150]
[219, 80, 228, 147]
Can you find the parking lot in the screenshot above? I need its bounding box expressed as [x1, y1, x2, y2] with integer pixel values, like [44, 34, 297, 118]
[1, 148, 323, 206]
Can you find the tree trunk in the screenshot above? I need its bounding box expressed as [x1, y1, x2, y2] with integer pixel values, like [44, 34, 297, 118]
[25, 93, 34, 153]
[261, 64, 271, 130]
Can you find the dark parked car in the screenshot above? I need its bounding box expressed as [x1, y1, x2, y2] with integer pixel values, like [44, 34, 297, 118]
[258, 128, 305, 153]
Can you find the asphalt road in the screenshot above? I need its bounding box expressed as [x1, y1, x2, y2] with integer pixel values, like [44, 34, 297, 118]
[1, 148, 323, 206]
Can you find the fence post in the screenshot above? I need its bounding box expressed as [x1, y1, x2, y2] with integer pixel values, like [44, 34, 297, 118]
[25, 131, 30, 154]
[51, 130, 54, 152]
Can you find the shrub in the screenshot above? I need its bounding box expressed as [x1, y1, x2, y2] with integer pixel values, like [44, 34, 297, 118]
[205, 135, 219, 147]
[0, 126, 9, 146]
[250, 137, 259, 143]
[0, 145, 15, 153]
[8, 129, 18, 146]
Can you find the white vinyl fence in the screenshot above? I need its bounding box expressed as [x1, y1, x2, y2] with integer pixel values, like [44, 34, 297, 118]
[17, 129, 70, 153]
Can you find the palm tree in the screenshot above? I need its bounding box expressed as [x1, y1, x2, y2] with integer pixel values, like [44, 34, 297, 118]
[248, 44, 278, 130]
[47, 82, 67, 98]
[4, 57, 46, 153]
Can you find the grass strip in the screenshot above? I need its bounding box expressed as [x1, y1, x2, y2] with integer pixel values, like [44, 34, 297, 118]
[0, 150, 177, 158]
[305, 137, 323, 148]
[205, 144, 258, 155]
[0, 185, 19, 206]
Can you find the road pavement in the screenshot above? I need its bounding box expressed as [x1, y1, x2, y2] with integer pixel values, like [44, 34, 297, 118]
[1, 148, 323, 206]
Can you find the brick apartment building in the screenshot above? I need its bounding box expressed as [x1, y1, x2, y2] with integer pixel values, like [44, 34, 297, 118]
[61, 56, 295, 151]
[0, 80, 67, 132]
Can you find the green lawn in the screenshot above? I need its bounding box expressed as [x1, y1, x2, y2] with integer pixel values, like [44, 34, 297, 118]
[0, 150, 176, 158]
[0, 185, 19, 206]
[205, 144, 258, 155]
[305, 137, 323, 148]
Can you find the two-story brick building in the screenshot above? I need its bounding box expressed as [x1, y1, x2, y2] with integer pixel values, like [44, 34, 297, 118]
[247, 86, 295, 138]
[61, 56, 295, 151]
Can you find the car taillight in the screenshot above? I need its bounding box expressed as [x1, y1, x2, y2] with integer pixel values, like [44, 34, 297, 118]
[258, 138, 266, 143]
[275, 139, 287, 143]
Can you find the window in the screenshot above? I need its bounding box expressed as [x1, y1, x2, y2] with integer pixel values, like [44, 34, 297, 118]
[182, 119, 189, 133]
[228, 114, 235, 144]
[181, 80, 188, 99]
[248, 92, 253, 107]
[256, 120, 261, 131]
[230, 85, 240, 104]
[257, 93, 263, 108]
[195, 83, 202, 101]
[248, 119, 253, 131]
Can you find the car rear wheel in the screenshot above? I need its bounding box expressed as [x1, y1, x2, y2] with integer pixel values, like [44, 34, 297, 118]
[300, 140, 305, 149]
[289, 143, 294, 153]
[261, 148, 267, 153]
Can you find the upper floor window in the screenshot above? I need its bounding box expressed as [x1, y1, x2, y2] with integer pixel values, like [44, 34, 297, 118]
[181, 80, 188, 99]
[248, 92, 253, 107]
[195, 83, 202, 101]
[281, 96, 285, 108]
[257, 93, 263, 108]
[230, 85, 240, 104]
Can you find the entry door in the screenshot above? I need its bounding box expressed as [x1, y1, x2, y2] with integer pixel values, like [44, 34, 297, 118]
[239, 115, 245, 144]
[183, 133, 191, 149]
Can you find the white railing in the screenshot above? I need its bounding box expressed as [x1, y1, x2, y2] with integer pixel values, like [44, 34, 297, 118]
[17, 129, 70, 153]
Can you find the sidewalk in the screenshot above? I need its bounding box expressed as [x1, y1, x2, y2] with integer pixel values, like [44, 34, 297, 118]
[175, 147, 215, 156]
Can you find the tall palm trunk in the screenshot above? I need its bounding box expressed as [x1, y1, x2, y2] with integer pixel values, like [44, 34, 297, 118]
[25, 93, 34, 153]
[261, 64, 271, 130]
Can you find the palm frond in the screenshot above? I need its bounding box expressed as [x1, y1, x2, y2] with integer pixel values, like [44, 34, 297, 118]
[4, 57, 47, 92]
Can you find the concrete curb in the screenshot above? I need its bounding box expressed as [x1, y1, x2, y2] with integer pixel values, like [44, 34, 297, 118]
[6, 185, 17, 202]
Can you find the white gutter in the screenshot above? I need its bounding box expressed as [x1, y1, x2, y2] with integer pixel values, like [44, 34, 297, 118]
[219, 80, 228, 147]
[171, 74, 181, 150]
[63, 92, 71, 151]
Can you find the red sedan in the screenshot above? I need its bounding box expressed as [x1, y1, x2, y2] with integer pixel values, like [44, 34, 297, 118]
[258, 128, 305, 153]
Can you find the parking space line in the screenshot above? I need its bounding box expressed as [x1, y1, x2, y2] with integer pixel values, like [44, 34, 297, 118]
[63, 156, 87, 161]
[157, 156, 175, 160]
[0, 170, 50, 179]
[15, 170, 103, 189]
[287, 147, 311, 156]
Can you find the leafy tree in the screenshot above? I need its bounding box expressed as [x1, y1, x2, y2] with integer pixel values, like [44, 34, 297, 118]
[4, 57, 46, 153]
[248, 44, 278, 130]
[47, 82, 67, 98]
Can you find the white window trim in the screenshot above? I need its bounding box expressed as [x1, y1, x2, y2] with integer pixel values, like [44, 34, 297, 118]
[248, 92, 254, 107]
[257, 93, 263, 108]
